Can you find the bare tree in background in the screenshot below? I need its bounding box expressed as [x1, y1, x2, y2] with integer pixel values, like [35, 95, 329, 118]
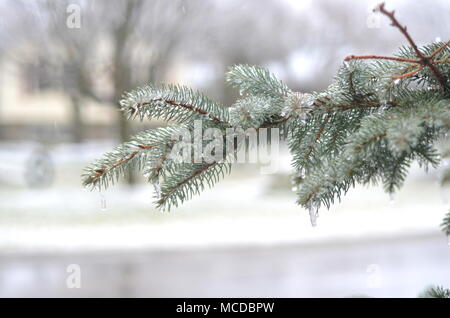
[15, 0, 209, 183]
[0, 1, 35, 139]
[192, 0, 298, 106]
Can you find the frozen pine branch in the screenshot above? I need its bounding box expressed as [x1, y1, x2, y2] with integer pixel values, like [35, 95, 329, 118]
[83, 3, 450, 235]
[156, 160, 232, 210]
[226, 64, 292, 100]
[120, 83, 230, 125]
[82, 126, 186, 190]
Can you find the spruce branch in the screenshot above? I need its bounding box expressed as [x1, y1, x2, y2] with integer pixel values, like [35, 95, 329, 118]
[83, 3, 450, 231]
[82, 126, 186, 189]
[120, 83, 230, 125]
[295, 95, 449, 211]
[226, 64, 292, 99]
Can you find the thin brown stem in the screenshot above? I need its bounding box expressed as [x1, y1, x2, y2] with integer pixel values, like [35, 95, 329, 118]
[376, 3, 424, 60]
[423, 60, 448, 89]
[344, 55, 418, 63]
[345, 3, 450, 89]
[392, 65, 423, 80]
[133, 99, 229, 124]
[376, 2, 448, 89]
[429, 40, 450, 58]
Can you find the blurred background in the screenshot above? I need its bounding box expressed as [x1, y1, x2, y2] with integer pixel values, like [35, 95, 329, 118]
[0, 0, 449, 297]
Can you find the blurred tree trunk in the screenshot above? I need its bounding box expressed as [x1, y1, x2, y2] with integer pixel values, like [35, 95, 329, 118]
[111, 0, 142, 185]
[70, 95, 83, 143]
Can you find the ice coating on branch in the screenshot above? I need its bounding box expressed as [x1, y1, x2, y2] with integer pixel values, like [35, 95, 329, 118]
[308, 206, 319, 227]
[282, 92, 313, 118]
[228, 95, 282, 128]
[152, 182, 161, 199]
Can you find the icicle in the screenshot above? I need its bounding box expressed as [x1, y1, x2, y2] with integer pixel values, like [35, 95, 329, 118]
[100, 193, 107, 212]
[389, 192, 395, 204]
[153, 182, 161, 199]
[309, 207, 318, 227]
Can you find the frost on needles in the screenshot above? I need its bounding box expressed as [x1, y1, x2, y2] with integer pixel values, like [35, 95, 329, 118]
[82, 3, 450, 233]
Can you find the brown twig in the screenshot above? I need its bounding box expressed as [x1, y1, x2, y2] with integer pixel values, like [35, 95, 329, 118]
[377, 3, 423, 59]
[392, 65, 423, 80]
[430, 40, 450, 58]
[377, 2, 448, 88]
[344, 2, 449, 89]
[434, 60, 450, 64]
[344, 55, 417, 63]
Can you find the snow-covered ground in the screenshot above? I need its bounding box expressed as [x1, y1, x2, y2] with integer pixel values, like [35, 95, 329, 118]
[0, 141, 449, 297]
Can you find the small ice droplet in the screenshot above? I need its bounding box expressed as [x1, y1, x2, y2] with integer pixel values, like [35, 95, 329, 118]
[435, 37, 442, 43]
[393, 79, 400, 85]
[291, 186, 298, 192]
[100, 193, 107, 212]
[378, 101, 389, 113]
[309, 207, 318, 227]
